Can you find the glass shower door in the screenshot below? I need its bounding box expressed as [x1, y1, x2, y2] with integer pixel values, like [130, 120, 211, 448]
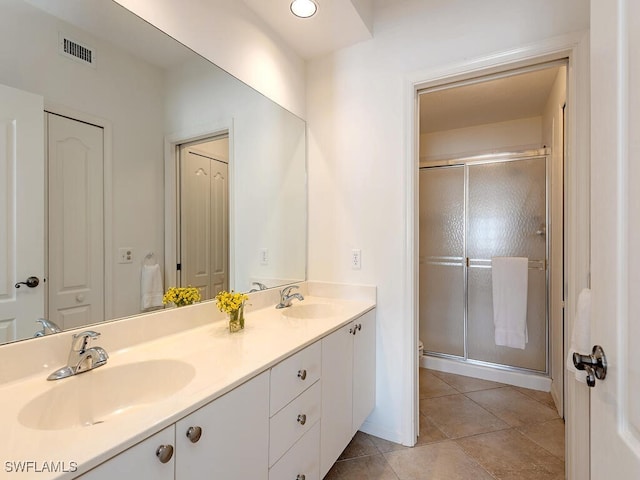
[466, 158, 547, 371]
[419, 166, 465, 357]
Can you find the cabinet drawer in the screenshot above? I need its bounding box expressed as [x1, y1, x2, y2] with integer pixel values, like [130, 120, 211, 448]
[269, 422, 320, 480]
[269, 380, 321, 466]
[270, 341, 321, 416]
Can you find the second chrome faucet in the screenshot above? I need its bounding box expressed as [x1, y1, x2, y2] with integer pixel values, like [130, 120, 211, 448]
[276, 285, 304, 309]
[47, 331, 109, 381]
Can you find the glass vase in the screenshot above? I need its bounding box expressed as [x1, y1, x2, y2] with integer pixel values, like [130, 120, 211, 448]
[228, 304, 245, 333]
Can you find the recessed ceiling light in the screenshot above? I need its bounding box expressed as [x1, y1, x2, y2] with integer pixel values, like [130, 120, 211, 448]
[290, 0, 317, 18]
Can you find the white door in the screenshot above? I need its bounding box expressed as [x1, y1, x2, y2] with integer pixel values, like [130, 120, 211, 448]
[590, 0, 640, 476]
[0, 83, 44, 343]
[47, 113, 104, 330]
[180, 145, 228, 299]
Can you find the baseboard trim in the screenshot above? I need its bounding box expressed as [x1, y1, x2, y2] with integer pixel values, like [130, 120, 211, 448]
[420, 355, 552, 392]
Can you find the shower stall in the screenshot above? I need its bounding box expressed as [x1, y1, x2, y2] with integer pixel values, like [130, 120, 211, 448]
[419, 149, 549, 374]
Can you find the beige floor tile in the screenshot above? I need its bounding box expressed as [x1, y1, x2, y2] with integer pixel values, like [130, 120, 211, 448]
[419, 369, 458, 398]
[430, 370, 506, 392]
[421, 394, 508, 438]
[514, 386, 558, 411]
[466, 387, 559, 427]
[325, 454, 400, 480]
[518, 418, 566, 460]
[369, 414, 447, 454]
[456, 428, 565, 479]
[384, 441, 494, 480]
[338, 431, 380, 460]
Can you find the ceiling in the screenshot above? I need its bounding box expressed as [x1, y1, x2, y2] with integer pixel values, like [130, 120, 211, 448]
[419, 67, 562, 134]
[242, 0, 374, 59]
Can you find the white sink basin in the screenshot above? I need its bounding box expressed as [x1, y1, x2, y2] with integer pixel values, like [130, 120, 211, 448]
[18, 359, 195, 430]
[282, 303, 341, 319]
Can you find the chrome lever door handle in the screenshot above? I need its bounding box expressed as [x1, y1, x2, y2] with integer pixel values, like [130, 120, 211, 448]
[573, 345, 607, 387]
[15, 276, 40, 288]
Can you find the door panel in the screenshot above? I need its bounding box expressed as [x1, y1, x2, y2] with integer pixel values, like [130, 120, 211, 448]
[47, 114, 104, 329]
[0, 83, 44, 343]
[180, 146, 228, 299]
[590, 0, 640, 475]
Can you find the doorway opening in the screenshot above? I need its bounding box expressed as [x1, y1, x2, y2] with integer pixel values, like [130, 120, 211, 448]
[177, 134, 230, 301]
[416, 60, 568, 469]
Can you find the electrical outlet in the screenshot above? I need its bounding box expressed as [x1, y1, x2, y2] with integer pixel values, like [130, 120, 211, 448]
[259, 248, 269, 266]
[351, 249, 361, 270]
[118, 247, 134, 264]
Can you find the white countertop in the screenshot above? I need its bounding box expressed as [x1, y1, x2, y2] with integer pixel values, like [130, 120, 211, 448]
[0, 288, 375, 479]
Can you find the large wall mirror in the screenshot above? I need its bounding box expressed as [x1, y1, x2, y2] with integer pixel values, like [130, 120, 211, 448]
[0, 0, 307, 345]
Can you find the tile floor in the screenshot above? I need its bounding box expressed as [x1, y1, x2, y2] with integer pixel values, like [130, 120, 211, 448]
[324, 368, 565, 480]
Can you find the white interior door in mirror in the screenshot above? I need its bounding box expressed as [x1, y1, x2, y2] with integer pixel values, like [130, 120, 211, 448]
[0, 84, 44, 343]
[180, 142, 229, 300]
[47, 113, 104, 330]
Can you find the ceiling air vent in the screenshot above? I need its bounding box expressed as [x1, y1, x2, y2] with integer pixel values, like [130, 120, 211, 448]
[59, 33, 95, 67]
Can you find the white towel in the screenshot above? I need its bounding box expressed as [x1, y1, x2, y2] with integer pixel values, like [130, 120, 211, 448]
[566, 288, 591, 383]
[141, 264, 164, 310]
[492, 256, 529, 349]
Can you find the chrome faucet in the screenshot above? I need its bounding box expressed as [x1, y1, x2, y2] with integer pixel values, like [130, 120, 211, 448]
[34, 318, 62, 337]
[249, 282, 268, 293]
[47, 331, 109, 381]
[276, 285, 304, 309]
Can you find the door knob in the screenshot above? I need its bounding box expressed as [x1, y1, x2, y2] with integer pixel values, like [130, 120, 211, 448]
[573, 345, 607, 387]
[15, 276, 40, 289]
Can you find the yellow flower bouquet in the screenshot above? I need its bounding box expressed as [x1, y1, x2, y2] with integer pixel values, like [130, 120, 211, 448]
[215, 290, 249, 332]
[163, 286, 201, 307]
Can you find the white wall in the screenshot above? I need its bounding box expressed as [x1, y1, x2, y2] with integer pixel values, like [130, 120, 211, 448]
[164, 58, 307, 293]
[113, 0, 307, 119]
[420, 116, 543, 161]
[0, 0, 166, 321]
[306, 0, 588, 444]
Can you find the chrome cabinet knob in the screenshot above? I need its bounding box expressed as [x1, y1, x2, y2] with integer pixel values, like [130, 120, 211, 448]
[297, 414, 307, 425]
[156, 444, 174, 464]
[296, 475, 306, 480]
[297, 369, 307, 380]
[186, 426, 202, 443]
[357, 323, 362, 331]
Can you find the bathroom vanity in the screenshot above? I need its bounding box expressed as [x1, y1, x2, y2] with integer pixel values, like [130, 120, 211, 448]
[0, 283, 376, 479]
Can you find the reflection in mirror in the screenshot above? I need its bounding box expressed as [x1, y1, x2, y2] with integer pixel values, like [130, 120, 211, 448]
[0, 0, 306, 345]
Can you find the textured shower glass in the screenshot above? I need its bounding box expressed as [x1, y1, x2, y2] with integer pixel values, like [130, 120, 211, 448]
[467, 268, 547, 371]
[467, 158, 546, 260]
[466, 158, 547, 371]
[419, 166, 465, 357]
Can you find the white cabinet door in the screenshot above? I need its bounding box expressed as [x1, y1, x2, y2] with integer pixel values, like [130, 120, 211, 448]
[320, 322, 354, 478]
[76, 425, 175, 480]
[175, 371, 269, 479]
[352, 310, 376, 435]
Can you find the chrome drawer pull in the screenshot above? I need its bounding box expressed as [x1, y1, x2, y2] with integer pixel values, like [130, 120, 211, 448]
[186, 426, 202, 443]
[297, 369, 307, 380]
[297, 414, 307, 425]
[156, 444, 174, 464]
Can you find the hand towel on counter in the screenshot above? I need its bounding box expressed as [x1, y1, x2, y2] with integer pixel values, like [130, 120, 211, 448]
[492, 256, 529, 349]
[566, 288, 592, 383]
[141, 263, 164, 310]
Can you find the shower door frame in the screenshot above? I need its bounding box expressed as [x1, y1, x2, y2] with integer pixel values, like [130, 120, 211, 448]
[420, 148, 551, 376]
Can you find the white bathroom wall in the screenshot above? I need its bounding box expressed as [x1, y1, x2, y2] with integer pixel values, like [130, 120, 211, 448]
[113, 0, 307, 119]
[420, 116, 543, 161]
[541, 67, 567, 416]
[0, 1, 166, 321]
[306, 0, 589, 444]
[164, 59, 307, 292]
